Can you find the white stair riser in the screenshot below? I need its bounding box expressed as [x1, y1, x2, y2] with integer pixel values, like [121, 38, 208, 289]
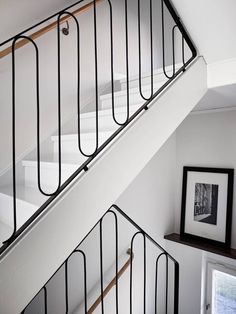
[23, 164, 78, 191]
[101, 93, 143, 110]
[119, 64, 182, 91]
[0, 193, 37, 229]
[120, 75, 168, 90]
[79, 112, 132, 132]
[52, 135, 112, 156]
[100, 83, 164, 110]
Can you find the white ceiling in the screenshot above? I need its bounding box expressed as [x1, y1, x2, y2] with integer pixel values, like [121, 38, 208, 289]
[172, 0, 236, 64]
[193, 84, 236, 112]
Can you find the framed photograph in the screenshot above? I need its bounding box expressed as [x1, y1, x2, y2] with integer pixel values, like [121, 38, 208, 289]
[180, 167, 234, 248]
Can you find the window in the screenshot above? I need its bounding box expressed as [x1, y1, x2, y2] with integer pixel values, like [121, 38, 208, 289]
[206, 263, 236, 314]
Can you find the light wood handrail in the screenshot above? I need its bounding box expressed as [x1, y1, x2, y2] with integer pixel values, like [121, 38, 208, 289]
[87, 249, 134, 313]
[0, 0, 102, 59]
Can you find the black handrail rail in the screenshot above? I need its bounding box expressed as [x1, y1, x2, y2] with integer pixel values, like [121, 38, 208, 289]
[0, 0, 197, 254]
[21, 204, 180, 314]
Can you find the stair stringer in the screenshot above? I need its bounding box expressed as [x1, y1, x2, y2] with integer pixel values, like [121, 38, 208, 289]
[0, 57, 207, 314]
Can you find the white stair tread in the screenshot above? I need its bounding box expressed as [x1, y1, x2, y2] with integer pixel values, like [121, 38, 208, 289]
[100, 81, 165, 101]
[22, 160, 79, 170]
[0, 220, 13, 245]
[0, 192, 38, 229]
[119, 63, 182, 85]
[22, 159, 84, 192]
[0, 185, 48, 206]
[51, 130, 114, 142]
[79, 103, 141, 120]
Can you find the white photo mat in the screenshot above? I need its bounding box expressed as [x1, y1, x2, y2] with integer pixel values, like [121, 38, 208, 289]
[185, 171, 228, 242]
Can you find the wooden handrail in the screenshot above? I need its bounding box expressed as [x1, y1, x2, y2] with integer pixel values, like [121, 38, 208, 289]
[0, 0, 102, 59]
[88, 249, 134, 313]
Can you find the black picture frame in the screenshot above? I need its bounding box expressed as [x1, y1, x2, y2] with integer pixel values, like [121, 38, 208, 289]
[180, 166, 234, 248]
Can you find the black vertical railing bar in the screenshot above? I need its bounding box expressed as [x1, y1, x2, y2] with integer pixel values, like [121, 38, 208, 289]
[36, 13, 63, 197]
[125, 0, 130, 123]
[174, 261, 179, 314]
[155, 252, 168, 314]
[182, 36, 186, 70]
[0, 0, 197, 251]
[99, 220, 105, 314]
[37, 37, 60, 197]
[105, 210, 119, 313]
[130, 231, 146, 314]
[165, 255, 169, 314]
[4, 29, 62, 243]
[107, 0, 129, 126]
[138, 0, 154, 101]
[4, 35, 41, 244]
[74, 249, 88, 314]
[78, 0, 99, 157]
[162, 0, 197, 58]
[6, 36, 18, 244]
[43, 286, 48, 314]
[65, 259, 69, 314]
[161, 0, 175, 79]
[99, 210, 119, 314]
[93, 0, 99, 153]
[111, 0, 130, 126]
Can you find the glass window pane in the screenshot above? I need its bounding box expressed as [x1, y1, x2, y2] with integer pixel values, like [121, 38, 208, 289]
[212, 270, 236, 314]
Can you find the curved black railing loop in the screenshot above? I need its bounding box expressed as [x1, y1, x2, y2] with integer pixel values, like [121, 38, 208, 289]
[74, 249, 88, 314]
[11, 33, 62, 201]
[155, 252, 168, 314]
[130, 231, 146, 314]
[4, 35, 52, 244]
[111, 0, 131, 126]
[161, 0, 176, 80]
[138, 0, 154, 101]
[99, 210, 119, 314]
[106, 0, 130, 126]
[61, 8, 97, 159]
[58, 10, 99, 159]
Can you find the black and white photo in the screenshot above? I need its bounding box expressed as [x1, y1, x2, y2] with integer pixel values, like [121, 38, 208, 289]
[180, 167, 234, 247]
[194, 182, 218, 225]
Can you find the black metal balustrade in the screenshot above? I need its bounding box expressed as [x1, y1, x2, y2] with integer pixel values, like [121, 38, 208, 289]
[21, 205, 179, 314]
[0, 0, 196, 253]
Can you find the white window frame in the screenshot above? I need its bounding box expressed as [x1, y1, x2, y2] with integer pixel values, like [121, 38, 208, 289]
[205, 261, 236, 314]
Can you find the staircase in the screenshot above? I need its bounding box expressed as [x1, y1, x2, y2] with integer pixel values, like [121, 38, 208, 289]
[0, 0, 207, 313]
[0, 63, 180, 244]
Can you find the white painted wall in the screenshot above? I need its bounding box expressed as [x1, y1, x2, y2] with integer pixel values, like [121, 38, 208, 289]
[172, 0, 236, 64]
[164, 109, 236, 314]
[175, 110, 236, 248]
[117, 133, 176, 246]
